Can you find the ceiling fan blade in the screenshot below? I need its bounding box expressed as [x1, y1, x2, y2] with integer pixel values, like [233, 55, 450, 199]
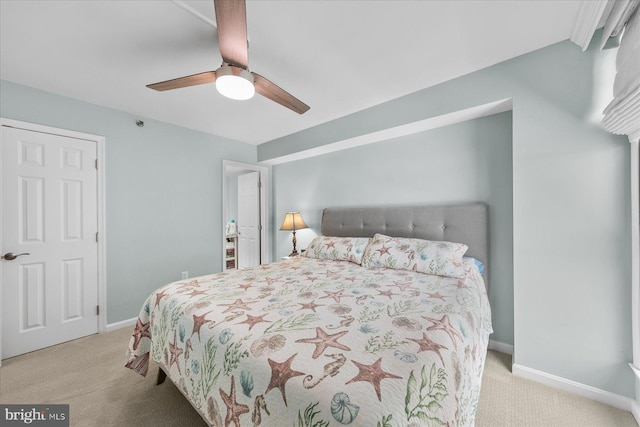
[252, 72, 310, 114]
[214, 0, 249, 69]
[147, 71, 216, 91]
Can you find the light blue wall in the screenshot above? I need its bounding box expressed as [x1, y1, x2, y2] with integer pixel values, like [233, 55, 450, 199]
[273, 112, 514, 346]
[262, 38, 633, 399]
[0, 80, 256, 323]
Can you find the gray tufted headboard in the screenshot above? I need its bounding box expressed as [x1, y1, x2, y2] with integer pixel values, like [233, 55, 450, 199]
[321, 203, 489, 288]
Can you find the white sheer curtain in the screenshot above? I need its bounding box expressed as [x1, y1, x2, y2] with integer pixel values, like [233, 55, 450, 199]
[601, 1, 640, 139]
[572, 0, 640, 139]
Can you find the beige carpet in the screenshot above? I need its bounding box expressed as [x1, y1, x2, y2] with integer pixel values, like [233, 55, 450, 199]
[474, 350, 637, 427]
[0, 327, 637, 427]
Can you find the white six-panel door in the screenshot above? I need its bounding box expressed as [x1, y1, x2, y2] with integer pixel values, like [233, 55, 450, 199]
[1, 125, 99, 358]
[237, 171, 260, 269]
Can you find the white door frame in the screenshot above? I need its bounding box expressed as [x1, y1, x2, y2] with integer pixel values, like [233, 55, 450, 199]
[0, 118, 107, 363]
[222, 160, 270, 269]
[630, 137, 640, 423]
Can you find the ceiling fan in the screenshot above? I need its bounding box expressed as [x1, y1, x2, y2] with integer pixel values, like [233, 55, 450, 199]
[147, 0, 310, 114]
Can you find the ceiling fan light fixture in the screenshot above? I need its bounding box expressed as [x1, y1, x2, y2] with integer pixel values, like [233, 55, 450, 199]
[146, 0, 309, 113]
[215, 65, 255, 100]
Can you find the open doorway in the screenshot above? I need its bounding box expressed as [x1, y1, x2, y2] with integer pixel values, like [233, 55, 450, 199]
[222, 160, 270, 271]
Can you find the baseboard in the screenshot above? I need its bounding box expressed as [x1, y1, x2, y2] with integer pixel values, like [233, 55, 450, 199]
[488, 339, 513, 355]
[632, 400, 639, 425]
[512, 363, 634, 412]
[105, 317, 137, 332]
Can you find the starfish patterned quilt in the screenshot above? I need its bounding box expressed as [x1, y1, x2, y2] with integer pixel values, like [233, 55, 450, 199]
[126, 256, 492, 426]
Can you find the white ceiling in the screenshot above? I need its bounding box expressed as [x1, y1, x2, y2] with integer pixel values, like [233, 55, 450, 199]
[0, 0, 582, 145]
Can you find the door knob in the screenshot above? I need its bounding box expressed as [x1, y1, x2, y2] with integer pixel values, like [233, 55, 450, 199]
[2, 252, 30, 261]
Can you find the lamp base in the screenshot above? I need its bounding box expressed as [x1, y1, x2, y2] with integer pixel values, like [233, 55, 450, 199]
[289, 230, 299, 257]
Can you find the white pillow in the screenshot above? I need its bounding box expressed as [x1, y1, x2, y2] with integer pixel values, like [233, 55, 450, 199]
[304, 236, 371, 264]
[361, 233, 468, 278]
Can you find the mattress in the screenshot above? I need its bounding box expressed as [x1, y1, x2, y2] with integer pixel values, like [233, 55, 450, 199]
[126, 255, 492, 426]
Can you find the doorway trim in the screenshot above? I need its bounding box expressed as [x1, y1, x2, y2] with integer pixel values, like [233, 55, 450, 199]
[630, 138, 640, 423]
[222, 160, 271, 269]
[0, 117, 107, 364]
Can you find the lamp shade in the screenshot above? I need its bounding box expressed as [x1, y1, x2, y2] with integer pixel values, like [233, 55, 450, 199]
[279, 212, 308, 231]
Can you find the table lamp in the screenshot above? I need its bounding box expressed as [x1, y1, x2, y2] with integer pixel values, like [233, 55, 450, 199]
[279, 212, 308, 256]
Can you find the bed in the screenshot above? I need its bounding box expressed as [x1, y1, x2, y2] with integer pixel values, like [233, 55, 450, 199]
[126, 204, 492, 426]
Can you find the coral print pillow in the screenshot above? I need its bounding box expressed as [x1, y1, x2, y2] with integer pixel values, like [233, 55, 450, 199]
[304, 236, 371, 264]
[361, 233, 468, 278]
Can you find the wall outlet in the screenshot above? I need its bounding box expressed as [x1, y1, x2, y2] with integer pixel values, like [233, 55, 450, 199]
[181, 271, 189, 279]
